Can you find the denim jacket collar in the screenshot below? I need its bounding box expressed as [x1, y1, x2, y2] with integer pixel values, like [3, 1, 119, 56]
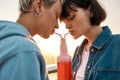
[92, 26, 112, 49]
[75, 26, 112, 57]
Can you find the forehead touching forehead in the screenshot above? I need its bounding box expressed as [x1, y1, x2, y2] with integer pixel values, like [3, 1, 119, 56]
[56, 0, 63, 10]
[46, 0, 62, 17]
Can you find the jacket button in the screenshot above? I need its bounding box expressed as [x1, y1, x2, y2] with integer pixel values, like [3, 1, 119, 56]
[87, 65, 90, 69]
[91, 48, 94, 52]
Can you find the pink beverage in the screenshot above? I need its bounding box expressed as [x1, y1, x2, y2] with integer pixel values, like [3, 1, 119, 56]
[57, 62, 72, 80]
[56, 33, 72, 80]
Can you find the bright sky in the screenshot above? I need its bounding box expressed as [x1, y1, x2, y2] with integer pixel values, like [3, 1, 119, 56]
[0, 0, 120, 56]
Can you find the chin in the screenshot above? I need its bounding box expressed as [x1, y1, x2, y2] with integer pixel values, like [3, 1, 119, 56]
[73, 37, 78, 39]
[72, 35, 80, 39]
[40, 34, 50, 39]
[44, 35, 50, 39]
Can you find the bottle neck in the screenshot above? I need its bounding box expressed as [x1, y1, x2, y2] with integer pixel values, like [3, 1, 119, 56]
[60, 38, 68, 55]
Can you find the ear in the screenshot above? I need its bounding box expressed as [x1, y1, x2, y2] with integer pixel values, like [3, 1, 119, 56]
[33, 0, 43, 15]
[88, 6, 93, 18]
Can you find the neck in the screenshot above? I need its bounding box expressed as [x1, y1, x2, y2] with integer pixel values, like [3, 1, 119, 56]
[16, 14, 35, 36]
[84, 25, 103, 51]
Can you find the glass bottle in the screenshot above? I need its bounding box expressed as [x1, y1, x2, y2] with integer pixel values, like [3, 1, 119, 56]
[55, 33, 72, 80]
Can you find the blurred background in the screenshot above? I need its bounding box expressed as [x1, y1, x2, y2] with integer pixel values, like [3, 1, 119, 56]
[0, 0, 120, 79]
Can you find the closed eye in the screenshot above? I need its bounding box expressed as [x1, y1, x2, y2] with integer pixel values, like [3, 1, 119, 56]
[67, 13, 76, 21]
[69, 15, 75, 20]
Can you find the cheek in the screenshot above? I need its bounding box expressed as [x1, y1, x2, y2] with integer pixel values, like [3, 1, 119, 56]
[72, 22, 85, 36]
[47, 15, 56, 27]
[74, 16, 90, 31]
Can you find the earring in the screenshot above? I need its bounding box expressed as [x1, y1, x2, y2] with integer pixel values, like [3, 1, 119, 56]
[35, 13, 39, 16]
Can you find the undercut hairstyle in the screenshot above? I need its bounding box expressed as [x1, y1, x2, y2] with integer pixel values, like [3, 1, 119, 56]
[61, 0, 107, 25]
[19, 0, 57, 13]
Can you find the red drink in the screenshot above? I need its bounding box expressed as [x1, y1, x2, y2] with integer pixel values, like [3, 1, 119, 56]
[56, 33, 72, 80]
[57, 62, 72, 80]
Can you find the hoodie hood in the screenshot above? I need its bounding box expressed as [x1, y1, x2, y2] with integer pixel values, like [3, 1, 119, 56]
[0, 20, 31, 40]
[0, 20, 33, 64]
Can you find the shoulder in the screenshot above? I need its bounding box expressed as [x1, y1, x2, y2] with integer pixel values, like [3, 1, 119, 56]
[12, 36, 39, 52]
[1, 35, 40, 54]
[107, 34, 120, 50]
[111, 34, 120, 43]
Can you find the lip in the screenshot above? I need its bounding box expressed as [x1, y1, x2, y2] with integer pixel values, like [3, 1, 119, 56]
[69, 30, 74, 35]
[51, 30, 55, 34]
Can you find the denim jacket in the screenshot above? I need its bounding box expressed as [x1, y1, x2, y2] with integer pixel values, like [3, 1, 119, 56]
[72, 26, 120, 80]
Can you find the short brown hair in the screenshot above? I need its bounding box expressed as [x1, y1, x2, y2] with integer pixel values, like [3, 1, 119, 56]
[60, 0, 107, 25]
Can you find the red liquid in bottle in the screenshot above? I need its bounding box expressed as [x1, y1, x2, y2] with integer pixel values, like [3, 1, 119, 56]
[57, 62, 72, 80]
[56, 33, 72, 80]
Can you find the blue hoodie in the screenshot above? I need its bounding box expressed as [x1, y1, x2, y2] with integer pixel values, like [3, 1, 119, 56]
[0, 20, 48, 80]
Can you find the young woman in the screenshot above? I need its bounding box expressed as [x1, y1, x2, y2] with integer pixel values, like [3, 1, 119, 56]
[60, 0, 120, 80]
[0, 0, 63, 80]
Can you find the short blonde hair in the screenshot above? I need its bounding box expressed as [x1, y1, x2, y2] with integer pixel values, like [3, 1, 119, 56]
[19, 0, 58, 13]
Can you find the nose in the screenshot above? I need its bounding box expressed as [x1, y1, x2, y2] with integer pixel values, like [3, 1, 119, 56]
[65, 22, 71, 29]
[62, 20, 71, 29]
